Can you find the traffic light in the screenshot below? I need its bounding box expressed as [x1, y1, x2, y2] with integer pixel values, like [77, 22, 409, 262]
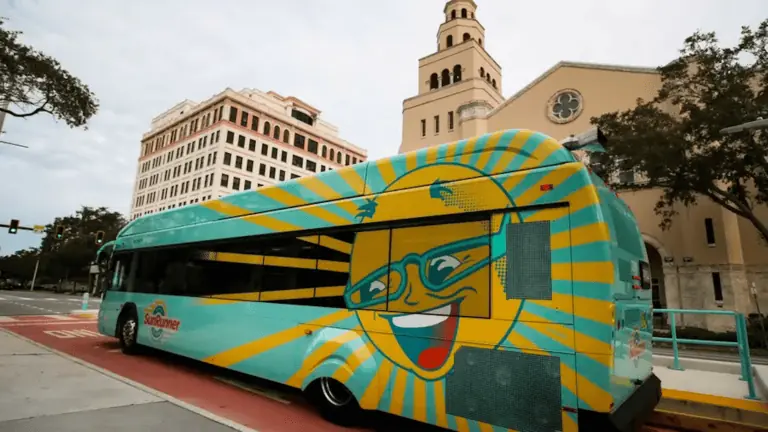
[8, 219, 19, 234]
[95, 230, 105, 245]
[54, 225, 64, 240]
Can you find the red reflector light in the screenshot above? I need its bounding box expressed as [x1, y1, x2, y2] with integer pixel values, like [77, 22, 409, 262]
[562, 406, 578, 413]
[540, 184, 554, 191]
[632, 284, 641, 290]
[632, 275, 641, 280]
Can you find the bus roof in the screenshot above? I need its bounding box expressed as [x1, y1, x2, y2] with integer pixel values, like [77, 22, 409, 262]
[117, 128, 577, 249]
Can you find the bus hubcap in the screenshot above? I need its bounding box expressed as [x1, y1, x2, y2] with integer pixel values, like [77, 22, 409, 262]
[320, 378, 352, 407]
[122, 319, 136, 345]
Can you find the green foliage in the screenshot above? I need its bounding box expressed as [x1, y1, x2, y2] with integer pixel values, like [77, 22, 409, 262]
[590, 19, 768, 240]
[0, 206, 126, 284]
[0, 17, 98, 128]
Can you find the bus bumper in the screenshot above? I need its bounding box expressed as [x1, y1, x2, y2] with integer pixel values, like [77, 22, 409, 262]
[578, 373, 662, 432]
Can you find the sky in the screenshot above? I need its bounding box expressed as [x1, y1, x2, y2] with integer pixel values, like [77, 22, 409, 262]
[0, 0, 765, 256]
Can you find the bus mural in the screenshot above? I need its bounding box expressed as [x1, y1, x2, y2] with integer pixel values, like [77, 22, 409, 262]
[95, 127, 661, 432]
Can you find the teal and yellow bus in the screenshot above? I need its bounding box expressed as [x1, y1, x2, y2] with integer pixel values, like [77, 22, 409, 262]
[96, 128, 660, 432]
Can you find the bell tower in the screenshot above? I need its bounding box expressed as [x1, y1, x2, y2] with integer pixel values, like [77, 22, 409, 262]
[399, 0, 504, 154]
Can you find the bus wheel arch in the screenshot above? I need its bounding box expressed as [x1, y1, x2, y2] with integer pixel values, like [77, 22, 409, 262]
[116, 303, 140, 355]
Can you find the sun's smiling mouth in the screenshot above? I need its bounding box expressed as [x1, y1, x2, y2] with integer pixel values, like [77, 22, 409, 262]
[387, 302, 460, 371]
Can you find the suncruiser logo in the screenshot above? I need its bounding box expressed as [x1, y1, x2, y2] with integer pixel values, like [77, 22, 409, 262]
[143, 300, 181, 342]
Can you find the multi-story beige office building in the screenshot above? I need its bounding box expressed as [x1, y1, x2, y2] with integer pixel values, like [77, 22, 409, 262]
[401, 0, 768, 330]
[131, 88, 367, 220]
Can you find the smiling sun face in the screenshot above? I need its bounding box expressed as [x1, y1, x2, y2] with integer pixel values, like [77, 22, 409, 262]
[344, 164, 515, 381]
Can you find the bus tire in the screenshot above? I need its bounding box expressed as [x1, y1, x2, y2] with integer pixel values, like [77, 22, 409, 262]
[117, 307, 140, 355]
[306, 377, 362, 426]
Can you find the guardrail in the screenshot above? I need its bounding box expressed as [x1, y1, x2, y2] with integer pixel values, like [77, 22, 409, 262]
[652, 308, 759, 400]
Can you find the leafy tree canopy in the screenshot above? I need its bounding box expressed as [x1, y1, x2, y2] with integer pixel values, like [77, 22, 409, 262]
[590, 19, 768, 241]
[0, 17, 98, 128]
[0, 206, 126, 284]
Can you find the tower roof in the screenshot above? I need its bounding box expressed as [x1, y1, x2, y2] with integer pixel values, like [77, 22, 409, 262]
[443, 0, 477, 13]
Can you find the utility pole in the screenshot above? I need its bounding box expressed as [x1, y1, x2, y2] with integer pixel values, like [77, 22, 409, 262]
[29, 254, 40, 291]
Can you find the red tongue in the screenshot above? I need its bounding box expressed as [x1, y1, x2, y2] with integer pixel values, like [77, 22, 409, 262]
[418, 346, 450, 370]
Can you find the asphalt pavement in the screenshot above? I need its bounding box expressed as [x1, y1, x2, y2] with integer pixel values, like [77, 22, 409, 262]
[0, 289, 100, 316]
[0, 330, 244, 432]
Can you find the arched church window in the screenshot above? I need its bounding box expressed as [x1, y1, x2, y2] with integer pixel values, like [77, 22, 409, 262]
[263, 121, 271, 135]
[463, 33, 470, 42]
[492, 79, 497, 89]
[430, 73, 439, 90]
[273, 125, 281, 140]
[283, 129, 290, 143]
[447, 35, 453, 47]
[461, 8, 467, 18]
[451, 10, 456, 19]
[453, 65, 462, 83]
[441, 69, 450, 87]
[479, 38, 482, 46]
[547, 89, 584, 124]
[479, 67, 485, 77]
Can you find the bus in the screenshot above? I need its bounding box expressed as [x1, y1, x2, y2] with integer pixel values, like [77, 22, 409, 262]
[95, 127, 660, 432]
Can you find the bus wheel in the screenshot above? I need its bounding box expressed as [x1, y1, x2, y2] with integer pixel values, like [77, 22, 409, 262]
[308, 377, 361, 426]
[118, 309, 140, 355]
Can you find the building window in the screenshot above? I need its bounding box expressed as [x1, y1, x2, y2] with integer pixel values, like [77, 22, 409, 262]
[281, 151, 287, 163]
[430, 73, 439, 90]
[240, 111, 249, 127]
[448, 111, 454, 130]
[453, 64, 462, 82]
[451, 10, 456, 19]
[244, 180, 252, 190]
[246, 159, 254, 172]
[291, 174, 300, 179]
[322, 145, 328, 158]
[446, 35, 453, 48]
[421, 119, 426, 137]
[712, 272, 724, 306]
[223, 152, 232, 165]
[259, 163, 266, 176]
[237, 135, 245, 148]
[279, 170, 286, 181]
[292, 155, 303, 168]
[434, 115, 440, 134]
[220, 173, 229, 187]
[226, 131, 234, 144]
[336, 152, 341, 164]
[705, 218, 716, 245]
[235, 155, 243, 169]
[283, 130, 290, 144]
[294, 133, 306, 150]
[441, 69, 450, 86]
[269, 166, 276, 179]
[251, 116, 259, 131]
[308, 139, 318, 154]
[463, 32, 470, 42]
[228, 107, 238, 122]
[232, 177, 241, 190]
[306, 160, 317, 172]
[263, 121, 271, 136]
[271, 147, 278, 159]
[345, 154, 350, 166]
[330, 148, 335, 161]
[249, 139, 256, 152]
[261, 144, 269, 156]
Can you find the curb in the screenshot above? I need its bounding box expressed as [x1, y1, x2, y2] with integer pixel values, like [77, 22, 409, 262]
[0, 328, 259, 432]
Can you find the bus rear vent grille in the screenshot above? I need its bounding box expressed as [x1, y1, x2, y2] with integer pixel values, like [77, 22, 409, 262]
[506, 221, 552, 300]
[446, 346, 563, 432]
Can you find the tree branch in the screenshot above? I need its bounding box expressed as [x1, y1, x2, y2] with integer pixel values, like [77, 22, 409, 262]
[0, 97, 51, 118]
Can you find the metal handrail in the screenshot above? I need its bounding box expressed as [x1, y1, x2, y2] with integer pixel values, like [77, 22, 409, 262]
[652, 308, 759, 400]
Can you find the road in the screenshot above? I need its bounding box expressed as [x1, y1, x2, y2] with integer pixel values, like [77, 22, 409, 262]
[0, 289, 100, 316]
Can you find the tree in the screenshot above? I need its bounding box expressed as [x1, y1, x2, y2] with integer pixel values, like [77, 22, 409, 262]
[0, 17, 98, 128]
[590, 19, 768, 241]
[0, 206, 126, 286]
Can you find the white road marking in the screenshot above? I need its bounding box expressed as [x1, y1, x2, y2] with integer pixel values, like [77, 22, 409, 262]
[0, 297, 5, 301]
[44, 315, 74, 320]
[43, 329, 103, 338]
[1, 320, 96, 327]
[0, 316, 17, 322]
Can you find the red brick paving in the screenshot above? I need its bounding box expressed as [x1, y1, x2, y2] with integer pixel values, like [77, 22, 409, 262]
[1, 316, 363, 432]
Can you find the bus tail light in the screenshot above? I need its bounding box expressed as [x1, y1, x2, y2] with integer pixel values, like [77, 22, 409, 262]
[540, 184, 554, 191]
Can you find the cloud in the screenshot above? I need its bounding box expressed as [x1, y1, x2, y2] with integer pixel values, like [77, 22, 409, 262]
[1, 0, 765, 255]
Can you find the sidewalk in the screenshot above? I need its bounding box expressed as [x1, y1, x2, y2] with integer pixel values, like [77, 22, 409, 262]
[0, 330, 252, 432]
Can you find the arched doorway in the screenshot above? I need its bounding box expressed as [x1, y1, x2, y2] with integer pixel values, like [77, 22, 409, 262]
[645, 242, 668, 328]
